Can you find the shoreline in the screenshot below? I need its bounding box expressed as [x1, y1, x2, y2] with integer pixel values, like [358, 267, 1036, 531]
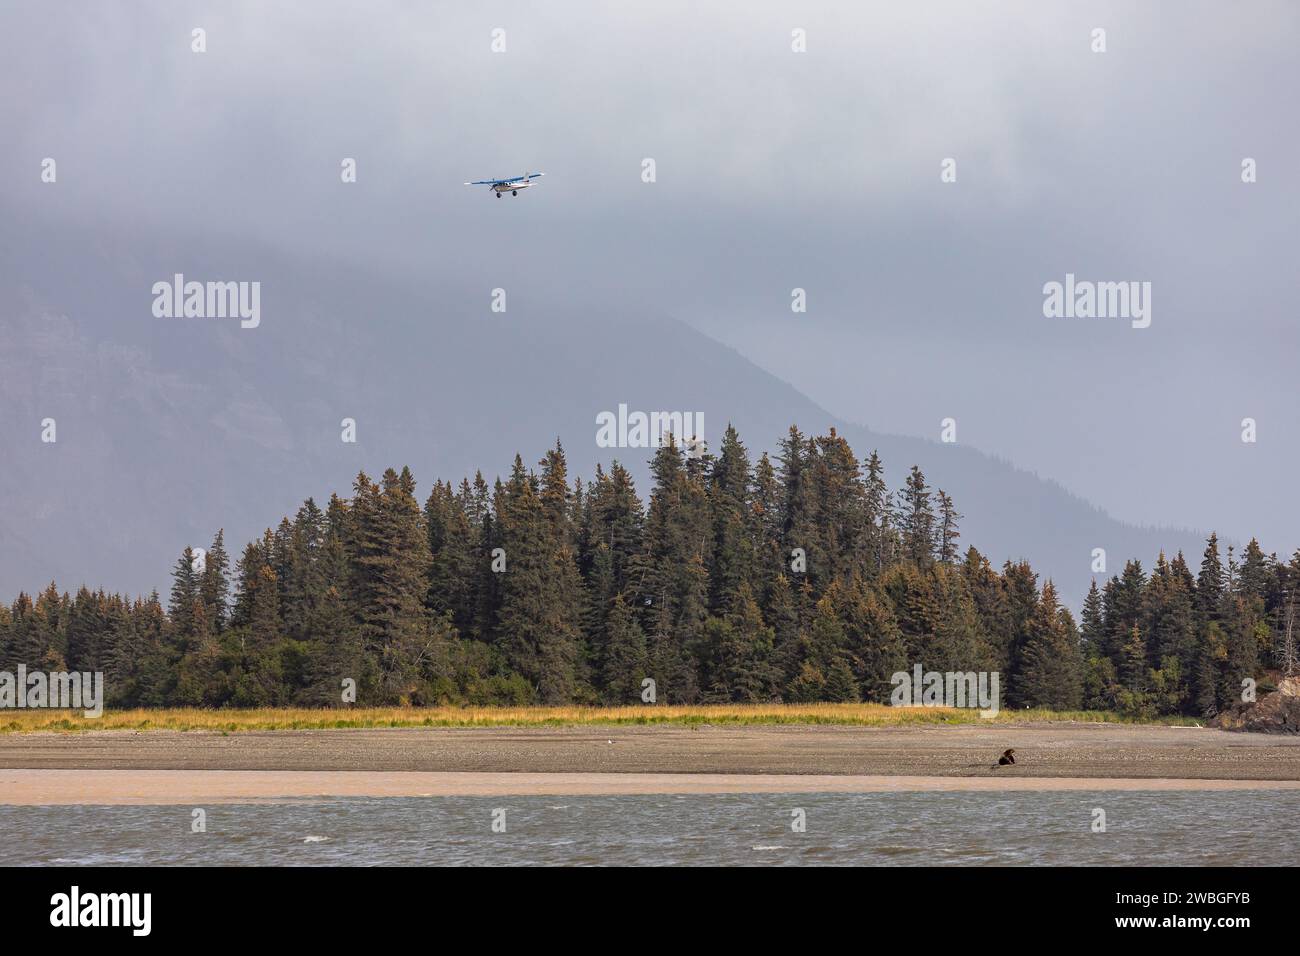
[5, 768, 1300, 804]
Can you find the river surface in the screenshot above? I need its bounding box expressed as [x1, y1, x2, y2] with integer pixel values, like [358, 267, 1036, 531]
[5, 789, 1296, 866]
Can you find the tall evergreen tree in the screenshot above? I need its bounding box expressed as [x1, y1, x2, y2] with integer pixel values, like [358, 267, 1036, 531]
[1079, 580, 1105, 654]
[494, 453, 583, 703]
[1197, 533, 1225, 624]
[897, 466, 936, 566]
[601, 593, 648, 704]
[1019, 582, 1083, 710]
[935, 490, 962, 564]
[168, 547, 202, 652]
[200, 529, 230, 634]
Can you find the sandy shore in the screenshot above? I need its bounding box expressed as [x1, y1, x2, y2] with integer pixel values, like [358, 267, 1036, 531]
[1, 723, 1299, 792]
[5, 768, 1300, 804]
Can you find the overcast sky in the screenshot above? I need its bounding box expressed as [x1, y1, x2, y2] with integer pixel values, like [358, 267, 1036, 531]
[3, 0, 1298, 553]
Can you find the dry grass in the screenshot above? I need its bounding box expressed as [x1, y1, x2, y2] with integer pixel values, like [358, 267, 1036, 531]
[0, 703, 1200, 734]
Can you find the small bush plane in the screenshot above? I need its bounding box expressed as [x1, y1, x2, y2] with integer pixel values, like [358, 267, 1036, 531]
[463, 171, 545, 198]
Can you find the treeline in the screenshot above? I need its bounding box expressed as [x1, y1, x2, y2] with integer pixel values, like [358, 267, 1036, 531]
[1, 425, 1294, 715]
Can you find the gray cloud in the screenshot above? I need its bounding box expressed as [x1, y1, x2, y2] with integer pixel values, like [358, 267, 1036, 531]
[2, 0, 1298, 555]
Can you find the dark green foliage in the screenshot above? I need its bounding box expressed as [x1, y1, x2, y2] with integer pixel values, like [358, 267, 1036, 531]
[898, 466, 937, 567]
[493, 449, 583, 703]
[167, 547, 202, 651]
[199, 530, 230, 634]
[2, 425, 1283, 716]
[1079, 580, 1105, 655]
[1018, 582, 1083, 710]
[935, 490, 962, 564]
[600, 593, 648, 703]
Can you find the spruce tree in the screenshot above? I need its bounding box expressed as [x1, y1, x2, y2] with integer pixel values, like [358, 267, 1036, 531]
[787, 595, 857, 702]
[495, 455, 582, 703]
[64, 587, 104, 672]
[200, 529, 230, 634]
[1018, 582, 1083, 710]
[1196, 533, 1225, 624]
[1119, 624, 1148, 695]
[4, 593, 46, 667]
[898, 466, 936, 566]
[346, 469, 432, 700]
[837, 575, 907, 702]
[708, 424, 756, 615]
[168, 547, 201, 651]
[862, 451, 890, 574]
[935, 490, 962, 564]
[1079, 580, 1105, 654]
[601, 593, 648, 703]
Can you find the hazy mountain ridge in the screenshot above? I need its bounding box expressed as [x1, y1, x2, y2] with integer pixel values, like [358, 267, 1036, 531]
[0, 222, 1212, 607]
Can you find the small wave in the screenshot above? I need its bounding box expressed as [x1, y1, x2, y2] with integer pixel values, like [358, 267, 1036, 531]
[303, 835, 329, 843]
[873, 846, 924, 856]
[751, 845, 785, 851]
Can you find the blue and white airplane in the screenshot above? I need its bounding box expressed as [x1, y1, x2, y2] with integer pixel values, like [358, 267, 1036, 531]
[463, 171, 544, 198]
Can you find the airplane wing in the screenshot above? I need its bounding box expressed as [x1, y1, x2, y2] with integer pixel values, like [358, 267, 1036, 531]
[464, 173, 543, 185]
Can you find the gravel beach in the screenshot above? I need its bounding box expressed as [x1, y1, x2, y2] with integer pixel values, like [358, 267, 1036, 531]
[1, 723, 1298, 800]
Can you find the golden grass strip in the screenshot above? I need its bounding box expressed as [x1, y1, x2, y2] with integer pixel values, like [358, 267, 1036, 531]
[0, 704, 1201, 734]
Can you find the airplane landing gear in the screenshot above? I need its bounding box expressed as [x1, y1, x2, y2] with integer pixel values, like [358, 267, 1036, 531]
[512, 190, 518, 196]
[496, 192, 501, 198]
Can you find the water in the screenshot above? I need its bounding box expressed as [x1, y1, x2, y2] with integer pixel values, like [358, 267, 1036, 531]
[6, 790, 1297, 866]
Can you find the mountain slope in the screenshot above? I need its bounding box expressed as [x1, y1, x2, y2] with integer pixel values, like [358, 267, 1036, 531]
[0, 222, 1209, 607]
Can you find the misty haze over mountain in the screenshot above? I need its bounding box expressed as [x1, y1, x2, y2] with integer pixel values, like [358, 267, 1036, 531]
[1, 220, 1207, 608]
[2, 1, 1296, 608]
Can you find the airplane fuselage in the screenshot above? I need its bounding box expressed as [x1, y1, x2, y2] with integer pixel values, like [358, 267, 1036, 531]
[493, 180, 532, 194]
